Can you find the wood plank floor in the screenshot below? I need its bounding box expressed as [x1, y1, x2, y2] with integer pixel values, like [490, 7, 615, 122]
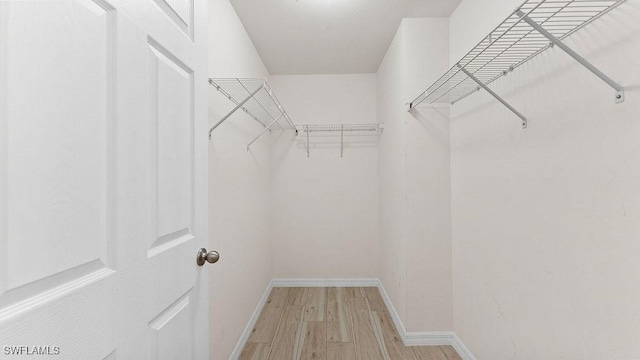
[239, 287, 463, 360]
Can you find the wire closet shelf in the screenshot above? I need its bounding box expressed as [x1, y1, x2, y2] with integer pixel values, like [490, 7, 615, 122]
[208, 78, 297, 149]
[298, 124, 382, 134]
[298, 123, 383, 158]
[409, 0, 626, 129]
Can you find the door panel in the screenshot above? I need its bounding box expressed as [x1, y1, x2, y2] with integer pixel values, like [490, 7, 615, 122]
[2, 0, 114, 306]
[152, 0, 194, 39]
[149, 291, 194, 360]
[148, 38, 194, 257]
[0, 0, 209, 358]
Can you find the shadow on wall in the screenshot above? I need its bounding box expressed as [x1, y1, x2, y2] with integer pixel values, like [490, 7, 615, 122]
[409, 105, 450, 147]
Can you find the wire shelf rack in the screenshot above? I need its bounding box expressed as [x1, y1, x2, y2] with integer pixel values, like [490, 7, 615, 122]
[297, 123, 383, 158]
[208, 78, 296, 147]
[298, 123, 382, 134]
[409, 0, 626, 128]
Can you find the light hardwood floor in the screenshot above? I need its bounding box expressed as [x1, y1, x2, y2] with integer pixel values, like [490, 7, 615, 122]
[239, 287, 463, 360]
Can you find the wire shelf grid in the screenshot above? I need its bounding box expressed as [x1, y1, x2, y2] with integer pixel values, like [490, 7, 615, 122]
[209, 78, 296, 132]
[298, 123, 382, 134]
[410, 0, 626, 108]
[297, 124, 383, 158]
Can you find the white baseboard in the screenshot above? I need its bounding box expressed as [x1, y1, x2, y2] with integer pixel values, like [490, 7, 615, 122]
[229, 280, 274, 360]
[375, 279, 410, 342]
[375, 279, 476, 360]
[375, 280, 456, 347]
[229, 278, 476, 360]
[452, 333, 478, 360]
[271, 278, 379, 288]
[404, 331, 456, 346]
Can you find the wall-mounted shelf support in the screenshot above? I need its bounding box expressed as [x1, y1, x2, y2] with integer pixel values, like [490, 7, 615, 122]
[305, 125, 310, 158]
[408, 0, 626, 129]
[458, 64, 528, 129]
[340, 124, 344, 158]
[247, 113, 283, 150]
[209, 83, 264, 138]
[209, 78, 297, 145]
[516, 10, 624, 103]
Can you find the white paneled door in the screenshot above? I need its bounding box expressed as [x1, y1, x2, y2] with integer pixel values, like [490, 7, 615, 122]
[0, 0, 209, 359]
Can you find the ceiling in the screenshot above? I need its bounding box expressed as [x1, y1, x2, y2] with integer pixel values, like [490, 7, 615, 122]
[230, 0, 462, 75]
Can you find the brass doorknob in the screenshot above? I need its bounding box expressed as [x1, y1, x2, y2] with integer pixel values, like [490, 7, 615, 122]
[197, 248, 220, 266]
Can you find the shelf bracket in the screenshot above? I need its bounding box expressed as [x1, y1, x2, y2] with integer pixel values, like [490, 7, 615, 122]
[340, 124, 344, 158]
[247, 113, 284, 151]
[516, 10, 624, 103]
[458, 64, 528, 129]
[305, 126, 310, 158]
[243, 84, 285, 132]
[209, 83, 265, 138]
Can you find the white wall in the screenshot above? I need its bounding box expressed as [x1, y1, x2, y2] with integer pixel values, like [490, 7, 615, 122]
[449, 1, 640, 359]
[377, 18, 452, 332]
[268, 74, 380, 279]
[403, 18, 452, 333]
[377, 21, 409, 329]
[208, 2, 640, 357]
[208, 1, 272, 359]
